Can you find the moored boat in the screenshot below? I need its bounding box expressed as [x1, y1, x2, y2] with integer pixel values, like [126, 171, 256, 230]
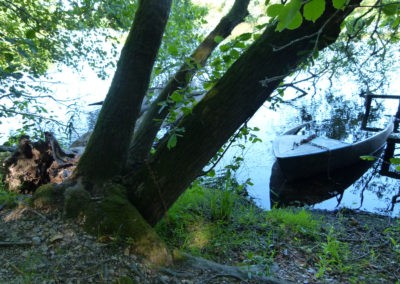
[273, 118, 394, 180]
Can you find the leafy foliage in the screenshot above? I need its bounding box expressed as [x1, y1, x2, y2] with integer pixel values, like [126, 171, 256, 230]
[0, 0, 137, 141]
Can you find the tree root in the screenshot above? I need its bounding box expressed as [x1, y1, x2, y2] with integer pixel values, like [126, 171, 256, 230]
[167, 252, 290, 284]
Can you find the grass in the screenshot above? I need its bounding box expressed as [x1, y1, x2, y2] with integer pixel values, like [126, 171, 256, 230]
[316, 227, 350, 278]
[156, 178, 399, 282]
[265, 207, 320, 238]
[156, 181, 324, 274]
[0, 177, 25, 209]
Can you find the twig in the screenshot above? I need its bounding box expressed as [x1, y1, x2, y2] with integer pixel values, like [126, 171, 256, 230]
[0, 241, 32, 246]
[205, 273, 246, 283]
[200, 117, 251, 177]
[8, 262, 25, 275]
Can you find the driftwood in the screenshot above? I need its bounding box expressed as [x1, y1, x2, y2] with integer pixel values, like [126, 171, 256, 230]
[1, 133, 79, 193]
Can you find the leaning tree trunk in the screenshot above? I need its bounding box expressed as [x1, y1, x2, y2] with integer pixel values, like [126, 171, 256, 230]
[124, 0, 362, 226]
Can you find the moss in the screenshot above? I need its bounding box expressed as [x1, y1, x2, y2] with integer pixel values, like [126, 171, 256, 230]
[32, 183, 63, 209]
[63, 185, 91, 219]
[84, 183, 172, 266]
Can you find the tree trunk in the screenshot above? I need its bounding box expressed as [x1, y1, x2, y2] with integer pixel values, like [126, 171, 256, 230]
[127, 0, 251, 168]
[125, 0, 361, 226]
[75, 0, 172, 184]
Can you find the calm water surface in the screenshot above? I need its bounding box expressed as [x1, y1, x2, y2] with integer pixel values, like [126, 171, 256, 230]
[216, 97, 400, 217]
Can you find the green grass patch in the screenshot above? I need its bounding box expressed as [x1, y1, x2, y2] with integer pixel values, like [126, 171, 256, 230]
[265, 207, 321, 238]
[156, 181, 324, 276]
[316, 227, 350, 278]
[155, 180, 397, 282]
[0, 177, 26, 208]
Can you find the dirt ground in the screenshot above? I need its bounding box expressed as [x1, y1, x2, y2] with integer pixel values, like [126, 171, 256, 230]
[0, 204, 398, 283]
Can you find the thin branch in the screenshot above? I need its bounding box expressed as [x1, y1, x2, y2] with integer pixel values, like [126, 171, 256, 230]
[200, 119, 250, 177]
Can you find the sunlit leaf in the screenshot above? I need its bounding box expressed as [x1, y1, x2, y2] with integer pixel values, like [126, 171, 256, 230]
[276, 0, 302, 31]
[207, 169, 216, 177]
[168, 45, 179, 56]
[267, 4, 284, 17]
[332, 0, 346, 9]
[303, 0, 326, 22]
[287, 11, 303, 30]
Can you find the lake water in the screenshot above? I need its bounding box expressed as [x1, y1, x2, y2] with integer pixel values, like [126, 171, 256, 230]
[215, 97, 400, 217]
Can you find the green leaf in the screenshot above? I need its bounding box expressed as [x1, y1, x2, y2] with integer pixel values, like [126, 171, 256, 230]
[220, 44, 230, 52]
[214, 35, 224, 43]
[265, 0, 271, 6]
[382, 3, 400, 16]
[167, 134, 177, 149]
[287, 11, 303, 30]
[237, 33, 252, 41]
[168, 45, 179, 56]
[276, 0, 302, 31]
[230, 49, 240, 59]
[392, 17, 400, 29]
[360, 155, 376, 161]
[267, 4, 284, 17]
[170, 92, 183, 103]
[303, 0, 326, 22]
[25, 29, 36, 39]
[332, 0, 346, 9]
[207, 169, 216, 177]
[390, 157, 400, 164]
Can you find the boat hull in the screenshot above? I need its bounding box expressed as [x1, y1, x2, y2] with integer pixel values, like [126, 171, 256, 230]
[273, 119, 394, 180]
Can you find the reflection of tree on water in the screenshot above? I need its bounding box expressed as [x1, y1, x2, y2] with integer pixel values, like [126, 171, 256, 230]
[270, 159, 373, 208]
[294, 91, 386, 143]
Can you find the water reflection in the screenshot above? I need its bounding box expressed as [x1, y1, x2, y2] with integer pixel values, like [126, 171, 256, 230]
[218, 90, 400, 216]
[269, 159, 375, 208]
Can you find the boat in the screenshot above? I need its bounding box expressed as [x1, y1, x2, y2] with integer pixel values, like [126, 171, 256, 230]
[273, 118, 394, 180]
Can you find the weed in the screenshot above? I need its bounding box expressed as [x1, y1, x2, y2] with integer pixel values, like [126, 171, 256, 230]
[316, 227, 349, 278]
[384, 219, 400, 260]
[0, 188, 25, 209]
[210, 189, 235, 221]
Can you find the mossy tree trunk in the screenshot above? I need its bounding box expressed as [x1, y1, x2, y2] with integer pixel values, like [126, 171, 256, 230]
[71, 0, 361, 229]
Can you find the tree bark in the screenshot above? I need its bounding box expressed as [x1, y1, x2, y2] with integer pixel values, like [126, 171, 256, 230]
[75, 0, 172, 184]
[125, 0, 362, 226]
[127, 0, 251, 168]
